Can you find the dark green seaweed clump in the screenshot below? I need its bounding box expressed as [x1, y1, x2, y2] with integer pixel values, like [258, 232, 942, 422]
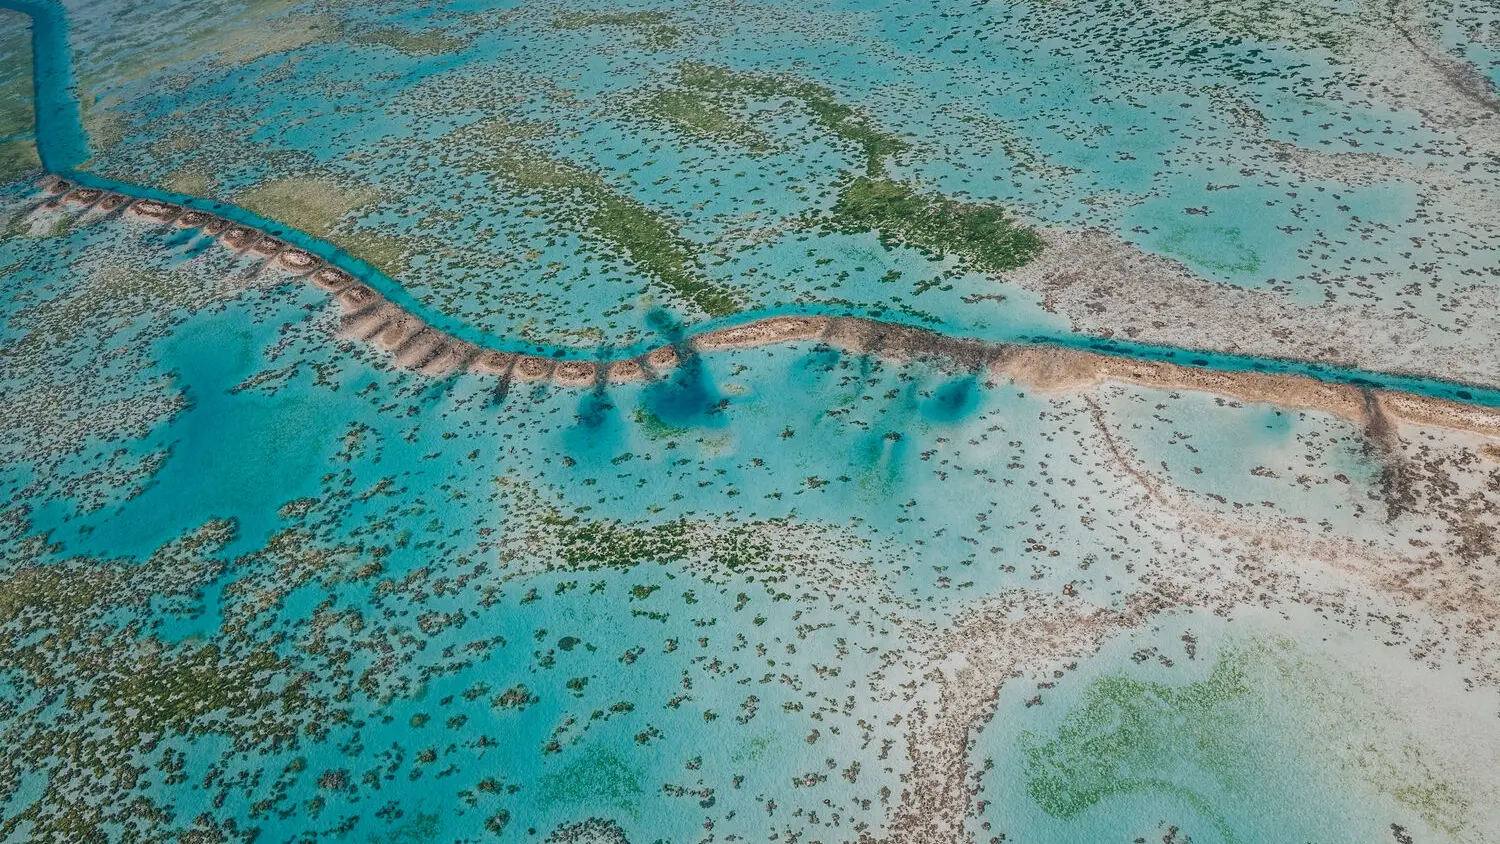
[1019, 655, 1252, 840]
[677, 62, 907, 176]
[552, 11, 682, 49]
[458, 118, 741, 318]
[829, 176, 1044, 274]
[540, 513, 780, 574]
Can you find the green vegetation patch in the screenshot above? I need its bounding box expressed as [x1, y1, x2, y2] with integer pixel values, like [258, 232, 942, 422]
[1020, 639, 1483, 840]
[356, 27, 469, 56]
[828, 176, 1043, 274]
[539, 745, 644, 815]
[1020, 655, 1252, 840]
[531, 507, 780, 574]
[234, 176, 384, 239]
[0, 13, 38, 182]
[1159, 224, 1262, 275]
[234, 176, 442, 277]
[552, 10, 682, 49]
[0, 140, 39, 182]
[459, 117, 741, 317]
[638, 89, 774, 153]
[677, 62, 906, 176]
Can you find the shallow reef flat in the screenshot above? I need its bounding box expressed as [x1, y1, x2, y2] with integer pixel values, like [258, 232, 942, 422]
[4, 0, 1500, 842]
[32, 0, 1499, 377]
[5, 176, 1500, 841]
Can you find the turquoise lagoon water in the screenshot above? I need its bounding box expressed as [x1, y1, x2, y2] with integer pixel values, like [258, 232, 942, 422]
[2, 0, 1500, 842]
[4, 190, 1499, 840]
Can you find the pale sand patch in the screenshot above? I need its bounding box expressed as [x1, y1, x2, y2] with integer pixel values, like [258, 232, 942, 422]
[373, 312, 424, 352]
[512, 355, 554, 381]
[645, 345, 680, 373]
[469, 350, 517, 376]
[691, 315, 829, 351]
[310, 266, 353, 292]
[552, 360, 597, 387]
[607, 358, 648, 384]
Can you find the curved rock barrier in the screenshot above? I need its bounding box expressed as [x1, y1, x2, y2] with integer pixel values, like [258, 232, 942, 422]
[32, 178, 1500, 442]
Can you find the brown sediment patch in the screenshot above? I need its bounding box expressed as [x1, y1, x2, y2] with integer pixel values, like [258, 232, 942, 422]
[219, 225, 261, 251]
[820, 318, 997, 370]
[97, 193, 128, 212]
[373, 311, 424, 352]
[992, 346, 1103, 392]
[335, 282, 380, 314]
[419, 340, 476, 376]
[607, 357, 648, 384]
[993, 346, 1375, 428]
[41, 176, 70, 195]
[277, 249, 318, 275]
[174, 209, 213, 229]
[340, 300, 399, 341]
[1375, 392, 1500, 438]
[64, 187, 103, 206]
[1480, 443, 1500, 463]
[820, 316, 885, 354]
[469, 350, 517, 376]
[199, 216, 228, 236]
[512, 355, 555, 382]
[392, 329, 446, 369]
[127, 199, 182, 222]
[249, 236, 286, 258]
[645, 345, 680, 373]
[310, 266, 354, 292]
[1361, 389, 1397, 453]
[552, 360, 598, 387]
[879, 322, 995, 369]
[691, 315, 829, 351]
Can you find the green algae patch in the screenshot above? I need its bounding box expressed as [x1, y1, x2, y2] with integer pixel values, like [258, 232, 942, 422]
[337, 229, 429, 278]
[638, 89, 774, 153]
[234, 175, 445, 278]
[460, 117, 742, 317]
[95, 644, 301, 736]
[540, 513, 781, 574]
[677, 62, 907, 176]
[555, 517, 694, 568]
[234, 176, 384, 239]
[0, 12, 35, 139]
[829, 176, 1044, 274]
[161, 167, 216, 199]
[0, 13, 38, 181]
[356, 27, 469, 56]
[540, 745, 644, 816]
[0, 139, 39, 182]
[552, 11, 683, 49]
[1159, 224, 1262, 276]
[1020, 655, 1251, 840]
[78, 1, 336, 95]
[633, 407, 693, 441]
[1020, 637, 1487, 841]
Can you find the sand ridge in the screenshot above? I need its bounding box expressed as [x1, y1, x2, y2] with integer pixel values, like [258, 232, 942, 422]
[36, 178, 1500, 441]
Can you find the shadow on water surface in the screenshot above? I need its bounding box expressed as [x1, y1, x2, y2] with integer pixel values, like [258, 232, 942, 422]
[921, 373, 981, 423]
